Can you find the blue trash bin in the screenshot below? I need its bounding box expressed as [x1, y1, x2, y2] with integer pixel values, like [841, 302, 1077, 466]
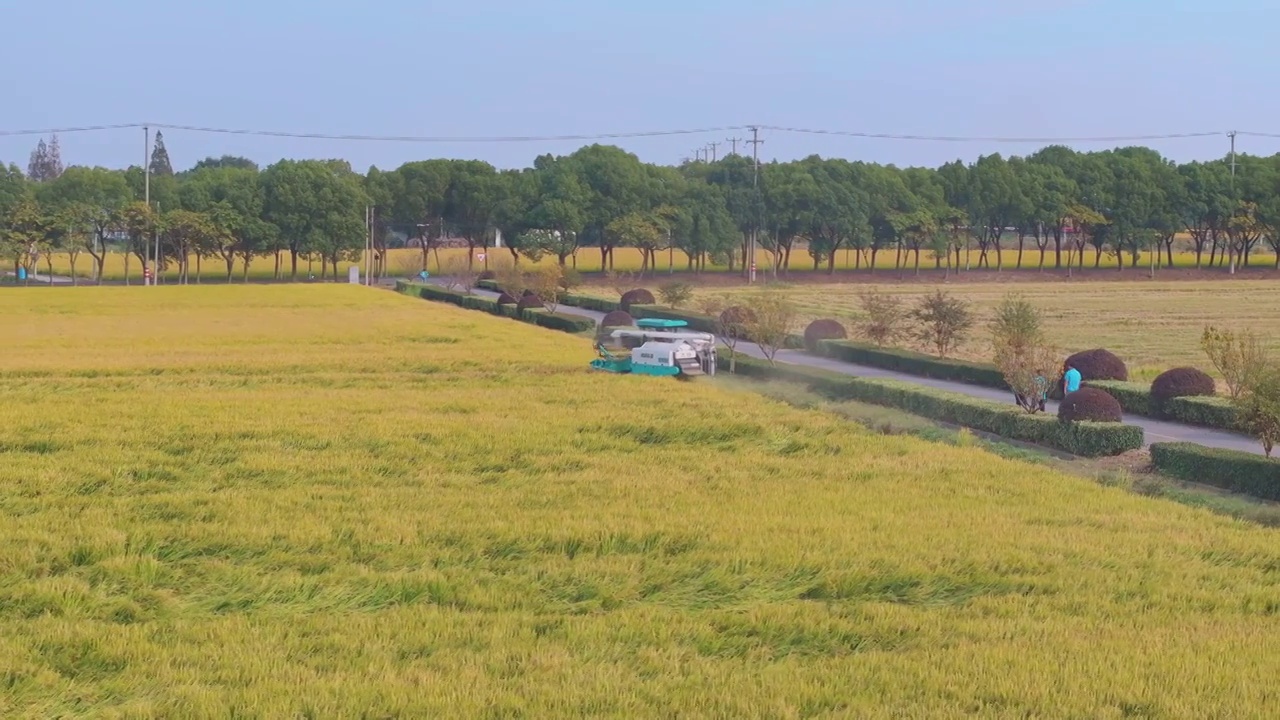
[17, 267, 27, 281]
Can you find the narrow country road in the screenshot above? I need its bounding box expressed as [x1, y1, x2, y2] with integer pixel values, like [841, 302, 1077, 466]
[420, 281, 1267, 456]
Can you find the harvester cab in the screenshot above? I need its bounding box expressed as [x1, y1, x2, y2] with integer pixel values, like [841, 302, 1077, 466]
[591, 318, 717, 378]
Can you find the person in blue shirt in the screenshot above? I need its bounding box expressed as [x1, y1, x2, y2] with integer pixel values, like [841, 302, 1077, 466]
[1063, 362, 1082, 395]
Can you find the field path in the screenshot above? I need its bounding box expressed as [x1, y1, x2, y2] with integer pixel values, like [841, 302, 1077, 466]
[421, 281, 1267, 456]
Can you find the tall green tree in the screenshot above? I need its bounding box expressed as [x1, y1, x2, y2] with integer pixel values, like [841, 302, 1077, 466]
[262, 160, 368, 280]
[149, 131, 175, 177]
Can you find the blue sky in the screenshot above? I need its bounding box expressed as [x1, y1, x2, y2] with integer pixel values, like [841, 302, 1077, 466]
[4, 0, 1279, 172]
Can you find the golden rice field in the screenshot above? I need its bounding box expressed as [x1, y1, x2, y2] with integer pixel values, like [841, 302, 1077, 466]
[607, 280, 1280, 382]
[1, 286, 1279, 717]
[26, 245, 1280, 283]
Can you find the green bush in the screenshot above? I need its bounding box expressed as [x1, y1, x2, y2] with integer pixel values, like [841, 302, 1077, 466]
[524, 310, 597, 334]
[561, 293, 623, 313]
[1150, 442, 1280, 501]
[722, 354, 1142, 457]
[1085, 381, 1151, 416]
[1081, 380, 1238, 432]
[1164, 396, 1237, 430]
[476, 278, 500, 291]
[816, 340, 1007, 389]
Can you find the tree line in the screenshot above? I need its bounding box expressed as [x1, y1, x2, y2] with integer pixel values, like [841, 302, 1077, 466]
[4, 134, 1280, 284]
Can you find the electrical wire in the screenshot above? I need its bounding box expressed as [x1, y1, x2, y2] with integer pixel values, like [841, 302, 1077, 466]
[0, 123, 142, 137]
[0, 122, 1257, 144]
[761, 125, 1225, 143]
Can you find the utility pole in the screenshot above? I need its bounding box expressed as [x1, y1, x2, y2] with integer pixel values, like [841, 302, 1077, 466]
[154, 202, 161, 285]
[144, 126, 152, 285]
[746, 126, 763, 284]
[726, 137, 742, 155]
[706, 141, 720, 163]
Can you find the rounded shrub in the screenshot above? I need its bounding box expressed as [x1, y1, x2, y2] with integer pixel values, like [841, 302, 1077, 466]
[620, 288, 656, 312]
[476, 270, 496, 282]
[803, 318, 847, 352]
[1065, 348, 1128, 382]
[1151, 367, 1216, 407]
[517, 295, 545, 311]
[600, 310, 634, 328]
[1058, 387, 1123, 423]
[495, 292, 518, 305]
[521, 289, 538, 298]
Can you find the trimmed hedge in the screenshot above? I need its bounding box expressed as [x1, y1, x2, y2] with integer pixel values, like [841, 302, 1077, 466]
[1150, 442, 1280, 501]
[395, 281, 594, 334]
[1164, 396, 1237, 429]
[816, 340, 1008, 389]
[722, 354, 1143, 457]
[1083, 380, 1238, 432]
[561, 294, 623, 313]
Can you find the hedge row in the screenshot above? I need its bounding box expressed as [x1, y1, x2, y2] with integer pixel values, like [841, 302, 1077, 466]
[1150, 442, 1280, 501]
[1085, 380, 1238, 432]
[474, 280, 625, 313]
[722, 354, 1143, 457]
[815, 340, 1008, 389]
[395, 282, 597, 334]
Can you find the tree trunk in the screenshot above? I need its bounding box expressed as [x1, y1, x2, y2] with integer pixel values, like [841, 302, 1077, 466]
[1016, 231, 1025, 269]
[290, 249, 299, 281]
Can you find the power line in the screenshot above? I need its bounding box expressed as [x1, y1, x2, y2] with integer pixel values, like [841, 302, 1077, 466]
[0, 123, 141, 137]
[761, 125, 1226, 143]
[0, 121, 1255, 144]
[0, 122, 756, 142]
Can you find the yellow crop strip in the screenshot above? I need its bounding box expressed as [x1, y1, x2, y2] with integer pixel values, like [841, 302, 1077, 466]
[0, 286, 1277, 717]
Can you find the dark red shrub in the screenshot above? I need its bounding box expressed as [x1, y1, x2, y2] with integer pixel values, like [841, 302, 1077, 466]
[1150, 367, 1216, 413]
[1058, 387, 1123, 423]
[600, 310, 635, 327]
[496, 292, 518, 305]
[1065, 348, 1128, 382]
[517, 295, 545, 311]
[804, 319, 847, 352]
[620, 289, 656, 312]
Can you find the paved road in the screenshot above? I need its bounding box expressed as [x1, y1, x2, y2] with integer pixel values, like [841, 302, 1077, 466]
[421, 281, 1266, 456]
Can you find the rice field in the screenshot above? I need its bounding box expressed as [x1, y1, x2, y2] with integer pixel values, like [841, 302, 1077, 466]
[596, 280, 1280, 382]
[22, 245, 1280, 283]
[1, 286, 1278, 717]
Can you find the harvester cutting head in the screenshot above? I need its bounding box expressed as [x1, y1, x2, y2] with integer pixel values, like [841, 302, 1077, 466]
[590, 318, 717, 378]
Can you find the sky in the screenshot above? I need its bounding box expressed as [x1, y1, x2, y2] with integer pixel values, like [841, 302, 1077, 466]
[4, 0, 1280, 173]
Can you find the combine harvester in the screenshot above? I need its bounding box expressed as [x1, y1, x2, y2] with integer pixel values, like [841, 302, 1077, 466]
[591, 318, 717, 378]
